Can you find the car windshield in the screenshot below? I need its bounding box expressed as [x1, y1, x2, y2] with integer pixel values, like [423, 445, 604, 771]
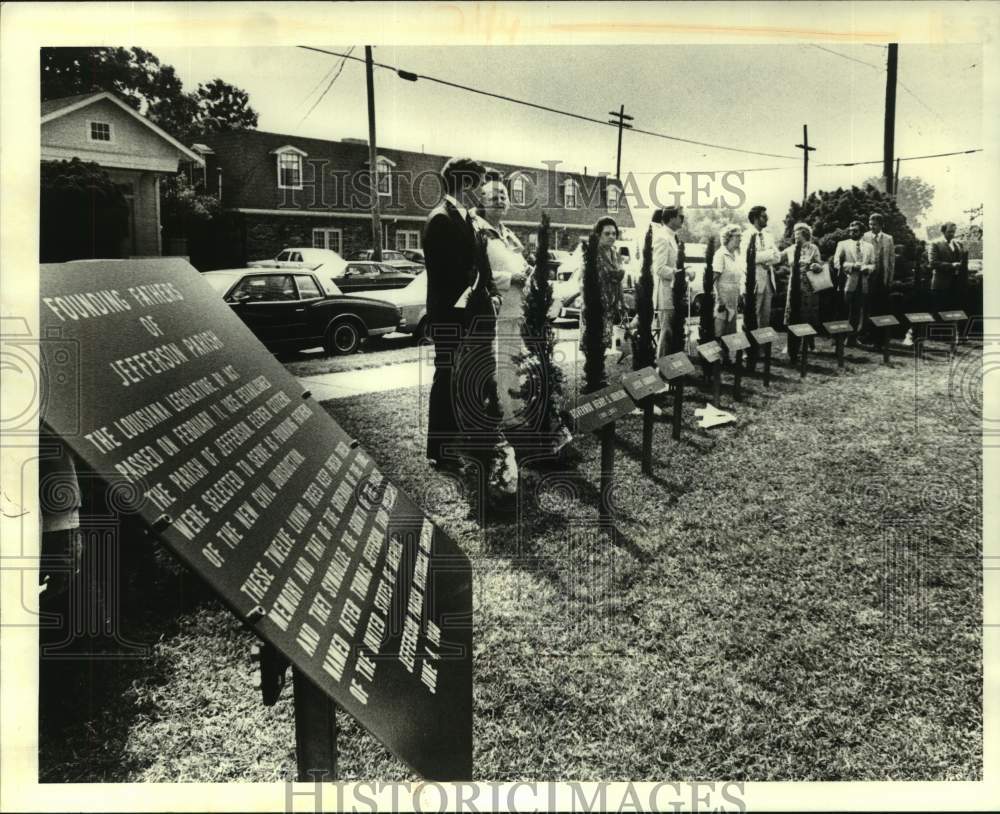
[202, 272, 243, 293]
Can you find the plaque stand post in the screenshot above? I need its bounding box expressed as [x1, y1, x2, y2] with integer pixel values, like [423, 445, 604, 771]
[882, 325, 891, 365]
[599, 423, 615, 532]
[712, 360, 721, 406]
[835, 336, 845, 370]
[641, 402, 654, 476]
[762, 344, 772, 387]
[671, 383, 683, 441]
[799, 341, 808, 378]
[293, 667, 338, 783]
[733, 350, 743, 401]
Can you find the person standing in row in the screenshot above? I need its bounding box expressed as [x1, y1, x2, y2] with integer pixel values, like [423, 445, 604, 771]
[929, 221, 967, 307]
[578, 216, 626, 356]
[782, 222, 822, 361]
[712, 225, 742, 339]
[423, 156, 502, 469]
[741, 206, 781, 332]
[864, 213, 895, 288]
[835, 220, 876, 346]
[652, 206, 694, 358]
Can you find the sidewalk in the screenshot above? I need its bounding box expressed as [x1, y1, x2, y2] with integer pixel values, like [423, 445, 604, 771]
[297, 335, 587, 400]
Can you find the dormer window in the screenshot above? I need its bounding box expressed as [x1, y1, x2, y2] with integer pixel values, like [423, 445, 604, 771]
[563, 179, 579, 209]
[510, 173, 527, 206]
[376, 156, 395, 196]
[88, 121, 112, 143]
[270, 145, 308, 190]
[607, 185, 620, 214]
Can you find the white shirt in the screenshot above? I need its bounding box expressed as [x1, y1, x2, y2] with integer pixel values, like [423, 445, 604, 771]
[443, 194, 468, 220]
[651, 225, 680, 310]
[740, 226, 780, 289]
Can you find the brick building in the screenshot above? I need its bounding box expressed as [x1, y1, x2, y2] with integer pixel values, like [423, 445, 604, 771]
[187, 129, 633, 267]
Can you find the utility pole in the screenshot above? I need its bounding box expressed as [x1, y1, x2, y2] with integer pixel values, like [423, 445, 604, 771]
[893, 156, 901, 196]
[608, 105, 633, 180]
[365, 45, 383, 261]
[883, 43, 898, 197]
[794, 124, 816, 205]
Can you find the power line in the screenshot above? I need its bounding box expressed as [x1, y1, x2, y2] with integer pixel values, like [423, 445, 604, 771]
[298, 45, 801, 161]
[816, 147, 982, 168]
[295, 46, 981, 175]
[808, 44, 883, 71]
[299, 46, 353, 125]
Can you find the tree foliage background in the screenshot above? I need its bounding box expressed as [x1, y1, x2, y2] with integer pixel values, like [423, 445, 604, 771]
[863, 175, 935, 228]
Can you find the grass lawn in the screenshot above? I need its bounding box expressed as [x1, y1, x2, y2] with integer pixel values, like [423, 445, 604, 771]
[39, 338, 982, 782]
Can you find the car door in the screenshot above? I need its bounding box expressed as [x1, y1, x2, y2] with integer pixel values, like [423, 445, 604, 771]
[292, 273, 327, 343]
[226, 273, 305, 347]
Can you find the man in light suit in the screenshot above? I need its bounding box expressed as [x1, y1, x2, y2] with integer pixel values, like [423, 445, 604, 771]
[741, 205, 781, 330]
[929, 221, 967, 306]
[652, 206, 694, 358]
[835, 220, 876, 345]
[864, 213, 895, 287]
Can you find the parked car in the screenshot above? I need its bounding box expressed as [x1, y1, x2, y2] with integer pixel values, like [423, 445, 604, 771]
[399, 248, 425, 265]
[247, 247, 348, 276]
[202, 268, 402, 355]
[552, 264, 582, 323]
[349, 248, 424, 274]
[621, 241, 709, 316]
[367, 272, 429, 341]
[317, 261, 415, 295]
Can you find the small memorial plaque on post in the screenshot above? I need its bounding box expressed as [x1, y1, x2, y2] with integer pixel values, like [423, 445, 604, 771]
[905, 312, 935, 324]
[750, 327, 779, 345]
[823, 321, 852, 370]
[823, 320, 853, 335]
[40, 259, 473, 781]
[698, 341, 722, 364]
[869, 315, 899, 364]
[939, 310, 967, 322]
[721, 332, 751, 353]
[787, 323, 818, 338]
[622, 367, 665, 402]
[569, 384, 634, 434]
[656, 353, 693, 440]
[749, 328, 778, 387]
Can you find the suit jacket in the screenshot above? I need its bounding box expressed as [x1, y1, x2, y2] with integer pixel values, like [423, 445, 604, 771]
[651, 224, 680, 311]
[863, 230, 895, 286]
[741, 227, 780, 292]
[423, 197, 497, 327]
[835, 239, 876, 293]
[929, 237, 966, 290]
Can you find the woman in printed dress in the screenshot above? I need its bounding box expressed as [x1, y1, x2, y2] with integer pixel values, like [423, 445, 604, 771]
[578, 217, 626, 354]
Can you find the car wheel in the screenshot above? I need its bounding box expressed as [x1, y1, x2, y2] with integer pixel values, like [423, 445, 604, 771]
[416, 316, 433, 345]
[324, 318, 363, 355]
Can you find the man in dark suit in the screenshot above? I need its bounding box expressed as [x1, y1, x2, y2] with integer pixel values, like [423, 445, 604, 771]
[929, 221, 967, 308]
[423, 157, 501, 468]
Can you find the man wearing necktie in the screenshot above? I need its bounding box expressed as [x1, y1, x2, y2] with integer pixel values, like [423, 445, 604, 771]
[863, 213, 896, 288]
[423, 157, 501, 469]
[835, 220, 876, 345]
[929, 221, 967, 308]
[741, 206, 781, 331]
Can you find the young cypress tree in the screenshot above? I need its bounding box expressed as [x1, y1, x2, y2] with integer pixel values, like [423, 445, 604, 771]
[632, 226, 656, 370]
[699, 235, 718, 374]
[788, 242, 803, 358]
[744, 231, 758, 366]
[581, 232, 606, 394]
[518, 214, 566, 439]
[669, 239, 688, 353]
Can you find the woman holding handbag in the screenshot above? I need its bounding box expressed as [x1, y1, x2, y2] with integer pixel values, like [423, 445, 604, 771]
[781, 222, 825, 360]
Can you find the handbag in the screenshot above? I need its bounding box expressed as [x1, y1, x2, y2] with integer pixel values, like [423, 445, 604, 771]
[806, 262, 834, 292]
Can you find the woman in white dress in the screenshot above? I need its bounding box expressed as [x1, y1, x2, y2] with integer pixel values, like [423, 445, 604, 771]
[472, 174, 529, 430]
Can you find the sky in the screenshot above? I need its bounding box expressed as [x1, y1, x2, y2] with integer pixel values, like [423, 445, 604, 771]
[154, 43, 983, 238]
